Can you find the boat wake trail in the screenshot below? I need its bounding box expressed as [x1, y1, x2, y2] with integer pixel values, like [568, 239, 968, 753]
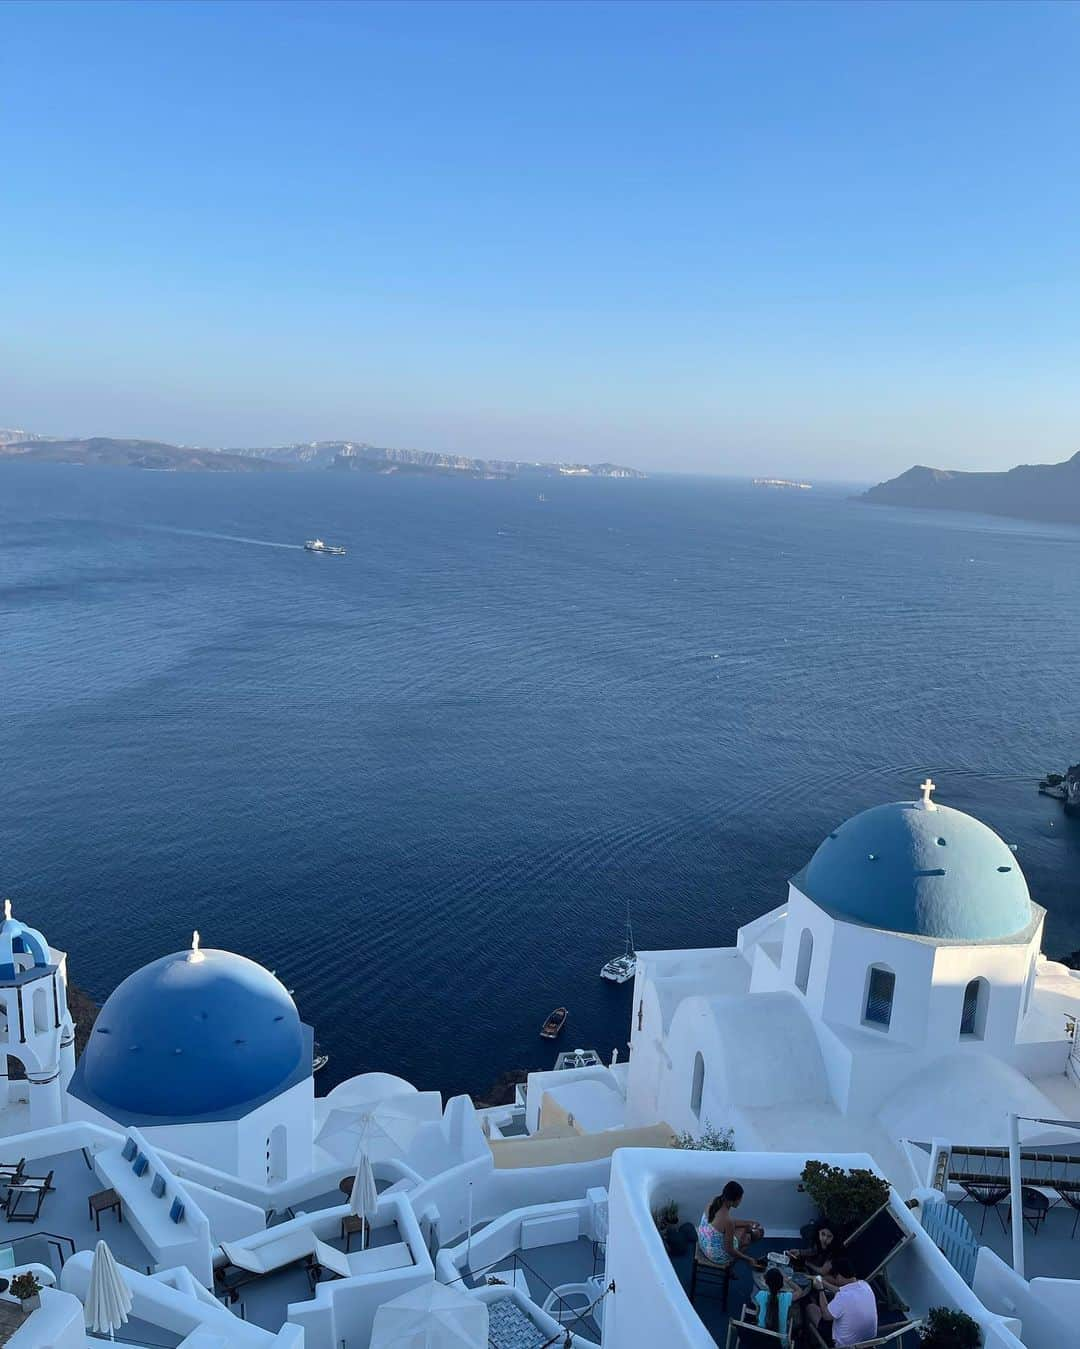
[142, 526, 305, 550]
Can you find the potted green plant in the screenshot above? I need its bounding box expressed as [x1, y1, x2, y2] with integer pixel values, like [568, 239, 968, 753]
[10, 1272, 41, 1312]
[800, 1161, 891, 1234]
[652, 1199, 679, 1235]
[919, 1307, 981, 1348]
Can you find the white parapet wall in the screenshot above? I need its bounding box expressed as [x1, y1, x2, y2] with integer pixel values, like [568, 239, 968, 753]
[60, 1249, 302, 1348]
[94, 1126, 214, 1286]
[603, 1148, 1027, 1349]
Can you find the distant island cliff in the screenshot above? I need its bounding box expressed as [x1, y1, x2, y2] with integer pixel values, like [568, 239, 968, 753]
[860, 451, 1080, 525]
[0, 428, 645, 481]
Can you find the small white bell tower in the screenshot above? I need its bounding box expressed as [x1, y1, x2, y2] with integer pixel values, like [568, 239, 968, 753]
[0, 900, 76, 1129]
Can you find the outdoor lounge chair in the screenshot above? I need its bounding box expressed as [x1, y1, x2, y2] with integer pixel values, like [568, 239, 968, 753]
[841, 1203, 914, 1284]
[0, 1161, 25, 1211]
[215, 1231, 319, 1302]
[5, 1169, 53, 1223]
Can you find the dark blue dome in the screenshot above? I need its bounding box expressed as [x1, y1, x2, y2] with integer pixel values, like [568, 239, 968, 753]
[801, 800, 1033, 941]
[71, 947, 310, 1122]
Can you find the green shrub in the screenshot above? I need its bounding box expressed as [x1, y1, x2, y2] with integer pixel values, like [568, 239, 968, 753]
[672, 1120, 735, 1151]
[920, 1306, 981, 1348]
[800, 1160, 891, 1230]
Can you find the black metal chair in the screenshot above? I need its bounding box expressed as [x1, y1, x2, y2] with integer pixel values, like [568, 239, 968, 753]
[958, 1179, 1009, 1234]
[689, 1246, 734, 1310]
[1057, 1185, 1080, 1239]
[1006, 1186, 1050, 1237]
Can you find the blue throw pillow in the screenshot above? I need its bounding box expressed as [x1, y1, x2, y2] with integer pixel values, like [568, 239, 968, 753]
[169, 1198, 184, 1224]
[121, 1138, 138, 1162]
[151, 1174, 166, 1198]
[133, 1154, 149, 1177]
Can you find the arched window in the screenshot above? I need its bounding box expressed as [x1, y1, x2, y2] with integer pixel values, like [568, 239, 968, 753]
[960, 977, 988, 1038]
[32, 985, 50, 1035]
[690, 1051, 705, 1119]
[863, 965, 895, 1030]
[795, 928, 814, 995]
[266, 1124, 288, 1184]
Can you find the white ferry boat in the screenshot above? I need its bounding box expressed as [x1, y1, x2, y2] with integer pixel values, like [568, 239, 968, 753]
[304, 537, 346, 555]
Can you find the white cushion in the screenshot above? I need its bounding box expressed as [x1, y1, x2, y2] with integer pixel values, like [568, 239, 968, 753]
[255, 1230, 318, 1270]
[346, 1241, 413, 1275]
[313, 1238, 352, 1280]
[220, 1242, 266, 1275]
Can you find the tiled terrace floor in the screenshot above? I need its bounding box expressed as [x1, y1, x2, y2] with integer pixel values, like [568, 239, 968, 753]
[957, 1199, 1080, 1281]
[0, 1147, 155, 1279]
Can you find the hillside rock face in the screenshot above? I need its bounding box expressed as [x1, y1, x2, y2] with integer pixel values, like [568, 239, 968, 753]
[860, 451, 1080, 525]
[1066, 765, 1080, 817]
[0, 437, 280, 472]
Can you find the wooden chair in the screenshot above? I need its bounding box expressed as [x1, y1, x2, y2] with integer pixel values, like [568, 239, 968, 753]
[725, 1311, 785, 1348]
[806, 1318, 920, 1348]
[5, 1170, 53, 1223]
[689, 1246, 734, 1309]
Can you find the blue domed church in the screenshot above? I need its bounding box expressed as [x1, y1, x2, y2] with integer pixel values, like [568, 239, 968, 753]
[67, 935, 315, 1183]
[623, 780, 1080, 1175]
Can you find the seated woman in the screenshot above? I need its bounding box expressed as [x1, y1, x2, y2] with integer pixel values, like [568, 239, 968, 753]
[697, 1181, 765, 1270]
[751, 1266, 793, 1346]
[786, 1222, 837, 1276]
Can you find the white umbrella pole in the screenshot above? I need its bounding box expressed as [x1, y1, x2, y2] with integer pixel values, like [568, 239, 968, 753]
[1008, 1112, 1025, 1277]
[465, 1181, 473, 1270]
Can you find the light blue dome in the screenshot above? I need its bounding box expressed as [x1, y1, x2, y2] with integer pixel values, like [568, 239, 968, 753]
[0, 909, 51, 983]
[800, 799, 1033, 941]
[70, 947, 311, 1123]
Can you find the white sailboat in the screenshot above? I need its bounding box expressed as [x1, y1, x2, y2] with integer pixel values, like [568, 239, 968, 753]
[600, 904, 637, 983]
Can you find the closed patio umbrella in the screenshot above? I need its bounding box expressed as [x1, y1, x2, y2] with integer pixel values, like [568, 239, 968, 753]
[84, 1240, 133, 1342]
[369, 1280, 488, 1349]
[350, 1151, 379, 1251]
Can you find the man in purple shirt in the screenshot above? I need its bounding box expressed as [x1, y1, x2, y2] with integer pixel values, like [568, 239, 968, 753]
[807, 1255, 878, 1346]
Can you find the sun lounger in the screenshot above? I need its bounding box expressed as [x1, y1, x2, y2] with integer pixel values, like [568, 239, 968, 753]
[5, 1170, 53, 1223]
[215, 1230, 319, 1301]
[312, 1237, 414, 1283]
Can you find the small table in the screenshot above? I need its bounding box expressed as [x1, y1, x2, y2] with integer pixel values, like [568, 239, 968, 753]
[341, 1214, 370, 1251]
[753, 1266, 810, 1296]
[88, 1187, 123, 1231]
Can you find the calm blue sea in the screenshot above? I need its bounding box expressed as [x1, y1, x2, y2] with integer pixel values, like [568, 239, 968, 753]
[2, 464, 1078, 1097]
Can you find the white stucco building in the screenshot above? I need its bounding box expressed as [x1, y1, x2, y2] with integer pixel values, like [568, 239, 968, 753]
[0, 900, 76, 1131]
[623, 781, 1080, 1179]
[0, 782, 1077, 1349]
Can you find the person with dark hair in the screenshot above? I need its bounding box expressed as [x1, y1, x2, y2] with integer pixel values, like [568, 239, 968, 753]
[696, 1180, 765, 1270]
[751, 1265, 793, 1346]
[786, 1222, 837, 1276]
[806, 1255, 877, 1346]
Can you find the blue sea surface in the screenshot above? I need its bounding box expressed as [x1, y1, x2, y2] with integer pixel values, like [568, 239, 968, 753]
[2, 465, 1078, 1096]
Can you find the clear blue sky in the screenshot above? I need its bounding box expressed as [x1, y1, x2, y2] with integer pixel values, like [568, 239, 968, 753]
[3, 0, 1079, 478]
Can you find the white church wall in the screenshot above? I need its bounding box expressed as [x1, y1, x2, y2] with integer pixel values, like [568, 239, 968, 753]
[823, 921, 936, 1046]
[777, 887, 836, 1017]
[928, 942, 1030, 1054]
[131, 1076, 315, 1186]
